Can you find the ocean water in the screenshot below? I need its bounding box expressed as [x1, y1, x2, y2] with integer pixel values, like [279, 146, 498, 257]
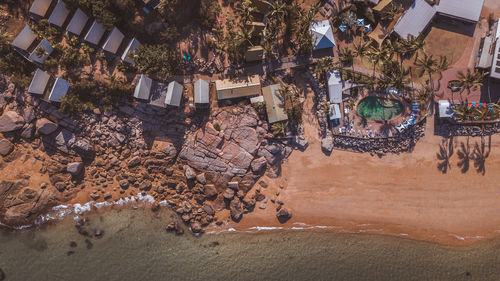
[0, 206, 499, 281]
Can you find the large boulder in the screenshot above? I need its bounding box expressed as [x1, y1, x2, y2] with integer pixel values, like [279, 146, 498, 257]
[36, 118, 58, 135]
[276, 207, 292, 223]
[184, 165, 196, 180]
[203, 184, 218, 199]
[23, 107, 36, 123]
[0, 139, 13, 156]
[250, 156, 267, 174]
[229, 198, 243, 221]
[0, 111, 24, 132]
[292, 136, 309, 151]
[67, 162, 83, 176]
[72, 139, 94, 156]
[321, 137, 334, 154]
[127, 156, 141, 168]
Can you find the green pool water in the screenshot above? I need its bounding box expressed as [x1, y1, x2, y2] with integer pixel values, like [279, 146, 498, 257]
[357, 97, 403, 121]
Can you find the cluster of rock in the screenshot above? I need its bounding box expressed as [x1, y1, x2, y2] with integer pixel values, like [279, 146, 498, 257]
[321, 124, 425, 155]
[0, 74, 297, 231]
[437, 122, 500, 137]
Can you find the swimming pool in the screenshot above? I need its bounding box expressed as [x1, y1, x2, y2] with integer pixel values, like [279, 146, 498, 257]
[357, 97, 403, 121]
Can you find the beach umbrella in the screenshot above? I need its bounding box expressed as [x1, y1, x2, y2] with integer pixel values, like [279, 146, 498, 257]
[364, 24, 372, 32]
[357, 19, 364, 26]
[339, 24, 347, 32]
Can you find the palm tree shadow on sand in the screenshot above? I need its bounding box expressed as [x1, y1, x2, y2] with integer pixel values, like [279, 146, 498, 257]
[472, 135, 491, 176]
[436, 137, 454, 174]
[456, 137, 470, 174]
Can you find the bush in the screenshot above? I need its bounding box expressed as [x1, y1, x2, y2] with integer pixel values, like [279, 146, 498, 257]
[213, 122, 221, 131]
[133, 44, 177, 79]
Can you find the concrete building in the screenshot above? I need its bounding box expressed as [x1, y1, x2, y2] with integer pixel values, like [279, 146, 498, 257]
[28, 39, 53, 64]
[215, 75, 261, 100]
[11, 25, 37, 51]
[262, 84, 288, 124]
[29, 0, 52, 18]
[476, 18, 500, 80]
[194, 79, 210, 107]
[121, 38, 141, 64]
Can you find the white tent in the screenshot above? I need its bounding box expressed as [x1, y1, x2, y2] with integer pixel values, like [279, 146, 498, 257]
[48, 0, 70, 27]
[28, 69, 50, 95]
[194, 79, 209, 105]
[165, 81, 183, 107]
[310, 20, 336, 50]
[102, 27, 124, 54]
[66, 8, 89, 36]
[84, 20, 105, 45]
[134, 74, 152, 100]
[327, 70, 343, 103]
[11, 25, 37, 51]
[121, 38, 141, 64]
[49, 78, 70, 102]
[438, 100, 454, 118]
[28, 39, 53, 63]
[29, 0, 52, 17]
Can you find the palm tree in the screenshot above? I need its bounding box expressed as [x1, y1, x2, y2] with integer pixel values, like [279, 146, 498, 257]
[266, 0, 286, 22]
[415, 52, 437, 89]
[367, 45, 387, 77]
[456, 69, 483, 101]
[314, 56, 337, 81]
[339, 47, 354, 67]
[271, 121, 287, 137]
[436, 55, 450, 79]
[381, 3, 403, 22]
[237, 0, 256, 24]
[353, 39, 369, 62]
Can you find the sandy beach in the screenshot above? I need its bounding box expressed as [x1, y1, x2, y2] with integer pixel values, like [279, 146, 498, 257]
[226, 115, 500, 245]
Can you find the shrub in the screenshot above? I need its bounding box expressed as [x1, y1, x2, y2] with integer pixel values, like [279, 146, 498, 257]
[213, 122, 221, 131]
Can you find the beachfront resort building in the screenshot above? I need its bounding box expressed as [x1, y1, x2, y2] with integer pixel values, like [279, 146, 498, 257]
[310, 20, 336, 50]
[102, 27, 125, 54]
[194, 79, 210, 107]
[215, 75, 261, 100]
[394, 0, 484, 39]
[262, 84, 288, 124]
[84, 20, 106, 46]
[327, 70, 344, 121]
[476, 18, 500, 80]
[66, 8, 89, 36]
[134, 74, 153, 100]
[11, 25, 37, 52]
[28, 69, 50, 95]
[165, 81, 183, 107]
[29, 0, 52, 18]
[48, 78, 70, 102]
[48, 0, 70, 28]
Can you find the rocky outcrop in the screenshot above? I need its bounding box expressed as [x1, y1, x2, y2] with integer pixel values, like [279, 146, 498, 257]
[321, 137, 334, 154]
[67, 162, 83, 176]
[0, 139, 13, 156]
[276, 207, 292, 223]
[0, 111, 24, 132]
[36, 118, 58, 135]
[230, 197, 243, 221]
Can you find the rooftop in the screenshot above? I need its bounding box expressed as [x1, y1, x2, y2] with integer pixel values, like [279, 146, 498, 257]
[66, 8, 89, 36]
[48, 0, 70, 27]
[49, 78, 70, 102]
[262, 84, 288, 123]
[28, 69, 50, 95]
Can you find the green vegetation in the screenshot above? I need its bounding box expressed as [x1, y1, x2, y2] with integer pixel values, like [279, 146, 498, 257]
[453, 104, 500, 122]
[278, 82, 303, 124]
[271, 121, 287, 137]
[133, 44, 177, 79]
[213, 122, 221, 131]
[63, 0, 130, 29]
[58, 36, 92, 68]
[199, 0, 221, 29]
[0, 28, 33, 88]
[60, 76, 133, 117]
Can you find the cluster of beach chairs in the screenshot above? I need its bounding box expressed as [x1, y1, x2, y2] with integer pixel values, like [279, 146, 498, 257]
[396, 102, 419, 133]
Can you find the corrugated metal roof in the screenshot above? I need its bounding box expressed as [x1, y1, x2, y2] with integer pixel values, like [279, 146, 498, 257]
[134, 74, 152, 100]
[262, 84, 288, 123]
[102, 27, 124, 54]
[121, 38, 141, 64]
[84, 20, 105, 45]
[28, 39, 53, 63]
[394, 0, 436, 39]
[194, 79, 209, 104]
[48, 0, 70, 27]
[49, 78, 70, 102]
[327, 70, 343, 103]
[66, 9, 89, 36]
[165, 81, 183, 107]
[29, 0, 52, 17]
[436, 0, 484, 22]
[11, 25, 37, 51]
[28, 69, 50, 95]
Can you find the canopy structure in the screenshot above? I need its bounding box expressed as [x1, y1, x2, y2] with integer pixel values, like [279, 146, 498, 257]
[194, 79, 210, 105]
[49, 78, 70, 102]
[28, 39, 54, 64]
[327, 70, 343, 103]
[121, 38, 141, 64]
[66, 8, 89, 36]
[11, 25, 37, 51]
[84, 20, 105, 45]
[262, 84, 288, 124]
[134, 74, 152, 100]
[310, 20, 336, 50]
[165, 81, 183, 107]
[48, 0, 70, 27]
[29, 0, 52, 17]
[438, 100, 454, 118]
[102, 27, 125, 54]
[28, 69, 50, 95]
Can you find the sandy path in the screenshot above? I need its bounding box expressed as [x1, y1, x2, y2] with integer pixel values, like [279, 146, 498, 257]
[228, 116, 500, 245]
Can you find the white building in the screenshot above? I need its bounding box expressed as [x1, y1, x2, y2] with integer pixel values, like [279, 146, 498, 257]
[165, 81, 183, 107]
[29, 0, 52, 18]
[49, 78, 70, 102]
[11, 25, 37, 51]
[327, 70, 343, 104]
[121, 38, 141, 64]
[194, 79, 210, 106]
[28, 69, 50, 95]
[438, 100, 454, 118]
[310, 20, 336, 50]
[84, 20, 106, 45]
[66, 8, 89, 36]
